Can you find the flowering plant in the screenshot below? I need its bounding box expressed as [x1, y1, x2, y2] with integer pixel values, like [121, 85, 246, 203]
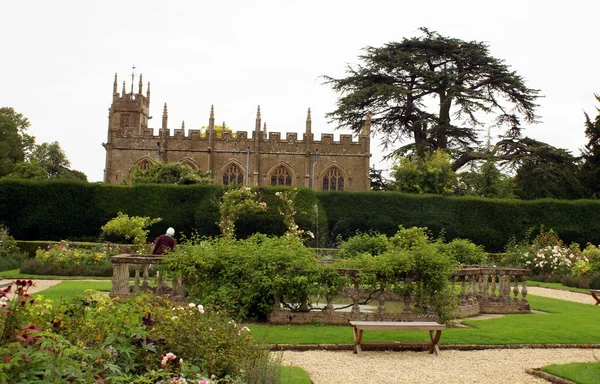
[275, 188, 314, 240]
[218, 187, 267, 239]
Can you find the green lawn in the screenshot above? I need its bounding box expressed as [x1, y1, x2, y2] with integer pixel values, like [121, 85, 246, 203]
[32, 281, 112, 301]
[542, 362, 600, 384]
[0, 269, 110, 280]
[281, 366, 312, 384]
[249, 295, 600, 345]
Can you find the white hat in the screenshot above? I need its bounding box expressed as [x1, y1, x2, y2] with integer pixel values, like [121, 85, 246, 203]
[166, 227, 175, 236]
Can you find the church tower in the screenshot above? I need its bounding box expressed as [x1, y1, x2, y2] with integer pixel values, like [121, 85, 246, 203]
[108, 71, 151, 135]
[103, 70, 151, 183]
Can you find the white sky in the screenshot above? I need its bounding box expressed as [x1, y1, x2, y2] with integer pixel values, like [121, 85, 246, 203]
[1, 0, 599, 182]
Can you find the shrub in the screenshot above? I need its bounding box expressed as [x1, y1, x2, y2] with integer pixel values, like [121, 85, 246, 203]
[22, 242, 150, 277]
[0, 284, 279, 383]
[0, 225, 26, 271]
[389, 226, 430, 250]
[337, 231, 390, 258]
[101, 212, 162, 245]
[439, 238, 489, 266]
[161, 235, 324, 320]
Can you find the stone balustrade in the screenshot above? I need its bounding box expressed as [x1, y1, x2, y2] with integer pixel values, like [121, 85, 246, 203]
[269, 266, 531, 325]
[453, 266, 531, 317]
[109, 254, 184, 300]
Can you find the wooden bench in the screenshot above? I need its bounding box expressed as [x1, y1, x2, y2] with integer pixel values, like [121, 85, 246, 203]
[591, 290, 600, 305]
[349, 321, 447, 357]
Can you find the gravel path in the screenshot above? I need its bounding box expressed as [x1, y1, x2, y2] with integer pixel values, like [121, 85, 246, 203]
[281, 286, 600, 384]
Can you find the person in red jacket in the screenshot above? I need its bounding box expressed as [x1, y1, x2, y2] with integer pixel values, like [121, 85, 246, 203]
[152, 227, 176, 255]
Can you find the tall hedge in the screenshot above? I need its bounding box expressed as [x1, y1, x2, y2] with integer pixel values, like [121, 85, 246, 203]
[1, 180, 600, 252]
[317, 191, 600, 252]
[0, 180, 327, 245]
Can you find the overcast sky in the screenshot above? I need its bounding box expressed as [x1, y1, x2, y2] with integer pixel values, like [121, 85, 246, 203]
[2, 0, 599, 182]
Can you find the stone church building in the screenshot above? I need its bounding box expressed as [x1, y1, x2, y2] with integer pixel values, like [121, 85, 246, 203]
[103, 74, 371, 190]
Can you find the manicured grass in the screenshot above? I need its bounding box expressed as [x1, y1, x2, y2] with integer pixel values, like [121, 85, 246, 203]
[280, 366, 312, 384]
[33, 281, 112, 301]
[528, 280, 590, 294]
[542, 362, 600, 384]
[249, 295, 600, 345]
[0, 269, 109, 280]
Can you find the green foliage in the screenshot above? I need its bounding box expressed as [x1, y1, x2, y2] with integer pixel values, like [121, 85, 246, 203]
[324, 28, 540, 170]
[513, 141, 583, 200]
[439, 238, 487, 266]
[340, 238, 458, 323]
[0, 285, 279, 383]
[127, 162, 211, 185]
[391, 150, 457, 195]
[3, 179, 600, 252]
[101, 212, 162, 245]
[389, 226, 430, 250]
[219, 187, 267, 239]
[579, 94, 600, 198]
[337, 231, 390, 258]
[6, 161, 47, 180]
[458, 160, 515, 198]
[161, 235, 325, 320]
[0, 107, 33, 177]
[0, 225, 25, 271]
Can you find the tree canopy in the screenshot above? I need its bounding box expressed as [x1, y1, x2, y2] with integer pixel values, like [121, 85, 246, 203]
[0, 107, 87, 181]
[579, 94, 600, 197]
[126, 162, 211, 185]
[324, 28, 541, 170]
[0, 107, 34, 177]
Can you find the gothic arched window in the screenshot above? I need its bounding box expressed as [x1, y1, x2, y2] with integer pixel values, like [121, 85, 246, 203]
[322, 167, 344, 191]
[270, 166, 292, 186]
[137, 159, 152, 170]
[223, 164, 244, 185]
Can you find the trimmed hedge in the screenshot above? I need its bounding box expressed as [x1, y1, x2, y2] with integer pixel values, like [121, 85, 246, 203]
[318, 192, 600, 252]
[0, 180, 328, 247]
[1, 179, 600, 252]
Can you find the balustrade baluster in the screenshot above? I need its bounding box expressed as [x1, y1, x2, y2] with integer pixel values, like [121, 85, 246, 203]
[521, 280, 528, 304]
[134, 265, 141, 290]
[480, 274, 489, 302]
[142, 265, 149, 288]
[512, 275, 520, 303]
[490, 273, 497, 300]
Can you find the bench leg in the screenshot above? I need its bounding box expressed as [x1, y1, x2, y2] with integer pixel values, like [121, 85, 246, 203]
[353, 327, 363, 355]
[591, 292, 600, 305]
[428, 330, 442, 357]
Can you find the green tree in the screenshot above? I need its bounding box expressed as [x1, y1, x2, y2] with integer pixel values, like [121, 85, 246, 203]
[458, 159, 515, 198]
[369, 167, 389, 191]
[0, 107, 35, 177]
[6, 161, 47, 180]
[390, 150, 457, 195]
[513, 142, 583, 200]
[29, 141, 87, 181]
[579, 94, 600, 198]
[324, 28, 540, 170]
[127, 162, 211, 185]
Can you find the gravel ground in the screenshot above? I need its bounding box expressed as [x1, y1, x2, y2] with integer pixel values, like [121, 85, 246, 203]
[281, 348, 600, 384]
[281, 286, 600, 384]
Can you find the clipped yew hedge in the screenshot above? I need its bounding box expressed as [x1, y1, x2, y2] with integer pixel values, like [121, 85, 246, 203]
[317, 191, 600, 252]
[0, 180, 328, 246]
[1, 179, 600, 252]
